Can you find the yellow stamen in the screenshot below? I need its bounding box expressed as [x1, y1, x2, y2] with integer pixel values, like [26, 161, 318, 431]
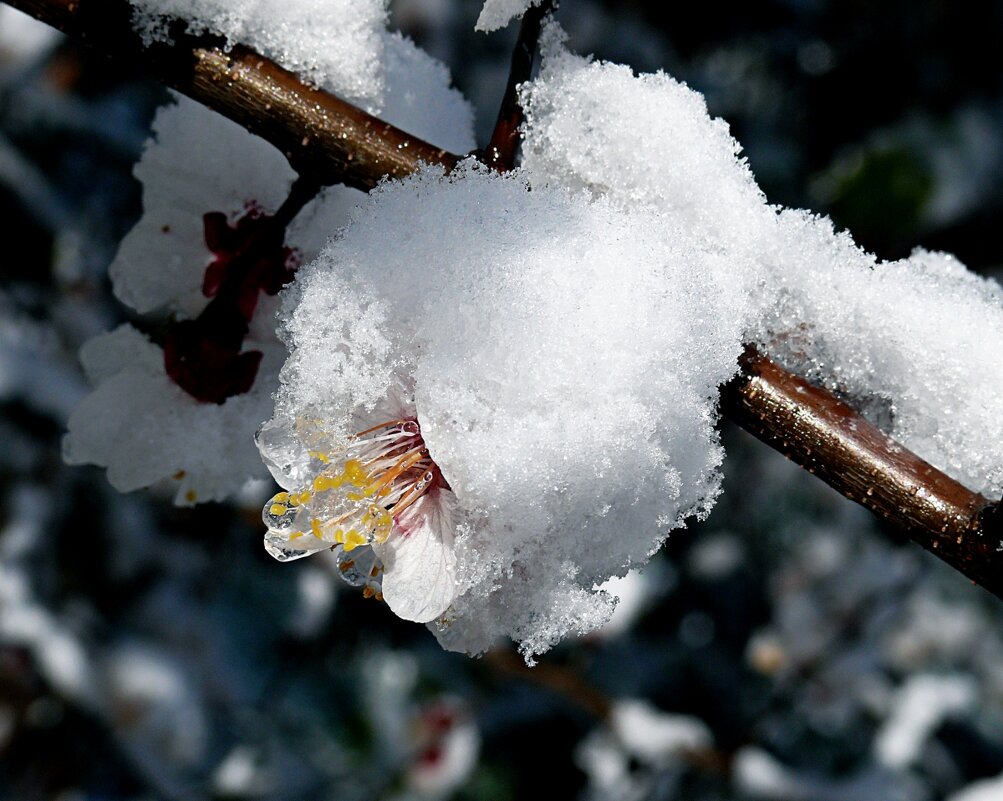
[343, 529, 369, 551]
[371, 449, 426, 494]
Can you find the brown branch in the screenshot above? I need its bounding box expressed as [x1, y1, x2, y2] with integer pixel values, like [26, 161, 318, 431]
[4, 0, 457, 191]
[271, 174, 323, 229]
[721, 348, 1003, 598]
[484, 0, 555, 172]
[7, 0, 1003, 600]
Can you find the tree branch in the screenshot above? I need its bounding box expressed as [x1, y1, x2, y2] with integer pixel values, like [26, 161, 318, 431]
[721, 348, 1003, 597]
[8, 0, 1002, 600]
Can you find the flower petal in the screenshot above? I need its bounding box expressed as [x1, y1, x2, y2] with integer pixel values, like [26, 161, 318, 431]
[375, 492, 458, 623]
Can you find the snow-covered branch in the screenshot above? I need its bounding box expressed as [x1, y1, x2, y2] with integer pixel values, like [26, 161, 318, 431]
[484, 0, 554, 171]
[6, 0, 1002, 608]
[3, 0, 458, 190]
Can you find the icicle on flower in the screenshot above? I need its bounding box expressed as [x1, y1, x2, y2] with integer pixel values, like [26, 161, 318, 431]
[260, 391, 458, 622]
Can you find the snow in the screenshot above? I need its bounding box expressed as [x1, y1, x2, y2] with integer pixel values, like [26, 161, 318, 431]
[102, 643, 208, 766]
[475, 0, 542, 32]
[258, 34, 1003, 653]
[874, 673, 976, 769]
[521, 24, 773, 251]
[594, 566, 671, 638]
[687, 532, 746, 579]
[610, 700, 713, 761]
[0, 487, 100, 705]
[131, 0, 389, 105]
[760, 230, 1003, 498]
[576, 699, 712, 801]
[947, 773, 1003, 801]
[259, 160, 759, 656]
[213, 746, 273, 797]
[734, 747, 930, 801]
[523, 26, 1003, 501]
[72, 12, 1003, 656]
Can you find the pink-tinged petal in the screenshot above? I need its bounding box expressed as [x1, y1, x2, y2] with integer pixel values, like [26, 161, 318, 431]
[375, 492, 458, 623]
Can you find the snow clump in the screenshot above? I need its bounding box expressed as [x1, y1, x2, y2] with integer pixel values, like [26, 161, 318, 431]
[522, 26, 1003, 499]
[258, 162, 762, 658]
[261, 27, 1003, 655]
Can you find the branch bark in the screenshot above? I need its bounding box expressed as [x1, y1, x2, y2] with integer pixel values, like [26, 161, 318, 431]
[8, 0, 1002, 600]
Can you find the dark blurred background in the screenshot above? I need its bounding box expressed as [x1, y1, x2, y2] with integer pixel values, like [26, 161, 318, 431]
[1, 1, 1002, 799]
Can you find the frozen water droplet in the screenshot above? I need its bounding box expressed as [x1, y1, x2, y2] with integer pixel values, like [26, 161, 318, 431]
[264, 536, 316, 563]
[401, 420, 420, 436]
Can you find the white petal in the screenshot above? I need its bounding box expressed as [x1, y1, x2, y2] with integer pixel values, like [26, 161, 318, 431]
[375, 492, 457, 623]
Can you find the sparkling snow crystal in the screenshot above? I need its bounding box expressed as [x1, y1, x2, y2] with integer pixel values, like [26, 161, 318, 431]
[758, 219, 1003, 498]
[521, 24, 773, 248]
[522, 26, 1003, 500]
[258, 163, 760, 657]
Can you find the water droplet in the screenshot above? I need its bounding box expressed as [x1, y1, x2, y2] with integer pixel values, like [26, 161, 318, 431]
[401, 420, 420, 436]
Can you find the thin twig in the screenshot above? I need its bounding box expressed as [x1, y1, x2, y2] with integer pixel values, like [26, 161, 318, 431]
[484, 0, 555, 172]
[6, 0, 1003, 600]
[272, 174, 323, 230]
